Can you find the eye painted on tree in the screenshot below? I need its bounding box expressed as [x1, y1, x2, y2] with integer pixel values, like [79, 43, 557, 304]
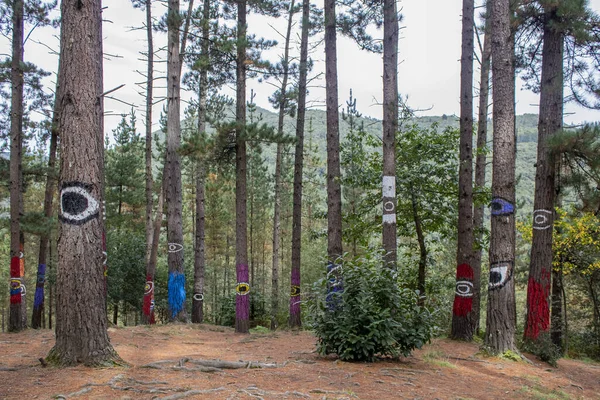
[193, 293, 204, 301]
[168, 243, 183, 253]
[59, 182, 99, 225]
[290, 285, 301, 297]
[20, 283, 26, 296]
[455, 281, 473, 297]
[490, 197, 515, 216]
[533, 209, 552, 230]
[150, 299, 155, 311]
[489, 261, 513, 290]
[144, 281, 154, 295]
[10, 278, 22, 292]
[236, 282, 250, 295]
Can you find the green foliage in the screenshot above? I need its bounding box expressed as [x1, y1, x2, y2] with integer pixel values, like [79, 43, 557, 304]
[106, 229, 147, 313]
[522, 332, 562, 366]
[307, 250, 434, 361]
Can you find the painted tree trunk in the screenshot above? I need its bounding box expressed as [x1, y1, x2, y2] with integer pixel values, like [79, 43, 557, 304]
[451, 0, 476, 341]
[381, 0, 398, 268]
[485, 0, 517, 353]
[143, 0, 155, 323]
[472, 7, 491, 336]
[165, 0, 187, 322]
[524, 7, 563, 343]
[32, 81, 60, 329]
[47, 0, 120, 366]
[324, 0, 343, 266]
[235, 0, 250, 334]
[290, 0, 310, 329]
[9, 0, 24, 333]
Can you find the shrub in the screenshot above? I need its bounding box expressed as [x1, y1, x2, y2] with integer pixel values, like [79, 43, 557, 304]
[307, 250, 435, 361]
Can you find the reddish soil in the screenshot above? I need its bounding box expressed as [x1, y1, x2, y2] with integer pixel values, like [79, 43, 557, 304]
[1, 324, 599, 399]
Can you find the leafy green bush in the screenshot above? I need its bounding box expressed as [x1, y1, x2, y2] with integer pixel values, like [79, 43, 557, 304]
[307, 251, 435, 361]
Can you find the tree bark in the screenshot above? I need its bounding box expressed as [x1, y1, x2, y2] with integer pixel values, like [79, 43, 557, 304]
[143, 185, 163, 324]
[550, 266, 563, 350]
[47, 0, 121, 366]
[451, 0, 476, 341]
[143, 0, 155, 325]
[524, 6, 563, 343]
[410, 186, 427, 304]
[235, 0, 250, 334]
[324, 0, 343, 266]
[472, 6, 492, 336]
[290, 0, 310, 329]
[33, 83, 60, 329]
[165, 0, 187, 322]
[381, 0, 398, 268]
[485, 0, 517, 354]
[9, 0, 24, 333]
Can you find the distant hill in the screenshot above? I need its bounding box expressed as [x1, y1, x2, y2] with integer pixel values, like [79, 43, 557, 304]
[243, 106, 539, 215]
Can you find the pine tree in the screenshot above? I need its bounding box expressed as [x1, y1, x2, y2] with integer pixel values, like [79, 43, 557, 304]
[451, 0, 476, 341]
[472, 3, 491, 337]
[485, 0, 518, 353]
[47, 0, 121, 366]
[324, 0, 343, 271]
[289, 0, 310, 329]
[8, 0, 25, 332]
[381, 0, 399, 267]
[235, 0, 250, 333]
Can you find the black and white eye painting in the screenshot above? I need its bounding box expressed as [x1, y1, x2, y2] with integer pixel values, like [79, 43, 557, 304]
[59, 182, 100, 225]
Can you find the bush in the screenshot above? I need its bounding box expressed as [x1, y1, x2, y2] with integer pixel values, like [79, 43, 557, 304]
[307, 250, 435, 361]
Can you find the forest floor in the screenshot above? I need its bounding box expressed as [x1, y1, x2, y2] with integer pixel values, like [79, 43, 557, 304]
[1, 324, 600, 400]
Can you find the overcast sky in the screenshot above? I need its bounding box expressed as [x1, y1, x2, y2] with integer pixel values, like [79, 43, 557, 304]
[8, 0, 600, 137]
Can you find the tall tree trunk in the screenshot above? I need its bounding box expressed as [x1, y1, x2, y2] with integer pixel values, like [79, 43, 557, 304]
[47, 0, 121, 366]
[142, 0, 155, 325]
[324, 0, 343, 265]
[235, 0, 250, 334]
[33, 83, 60, 329]
[410, 186, 427, 304]
[524, 6, 563, 344]
[271, 0, 295, 331]
[451, 0, 476, 341]
[381, 0, 398, 268]
[192, 0, 210, 322]
[9, 0, 24, 333]
[165, 0, 187, 322]
[550, 265, 563, 350]
[472, 7, 492, 336]
[143, 185, 164, 324]
[485, 0, 517, 353]
[290, 0, 310, 329]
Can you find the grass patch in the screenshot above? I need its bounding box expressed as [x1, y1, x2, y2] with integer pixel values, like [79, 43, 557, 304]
[422, 349, 456, 369]
[519, 384, 571, 400]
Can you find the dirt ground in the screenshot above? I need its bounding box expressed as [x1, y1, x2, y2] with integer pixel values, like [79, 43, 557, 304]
[1, 324, 599, 400]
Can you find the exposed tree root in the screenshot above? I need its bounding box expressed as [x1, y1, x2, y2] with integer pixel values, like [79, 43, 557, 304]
[159, 387, 226, 399]
[309, 388, 358, 398]
[233, 385, 311, 399]
[142, 357, 280, 372]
